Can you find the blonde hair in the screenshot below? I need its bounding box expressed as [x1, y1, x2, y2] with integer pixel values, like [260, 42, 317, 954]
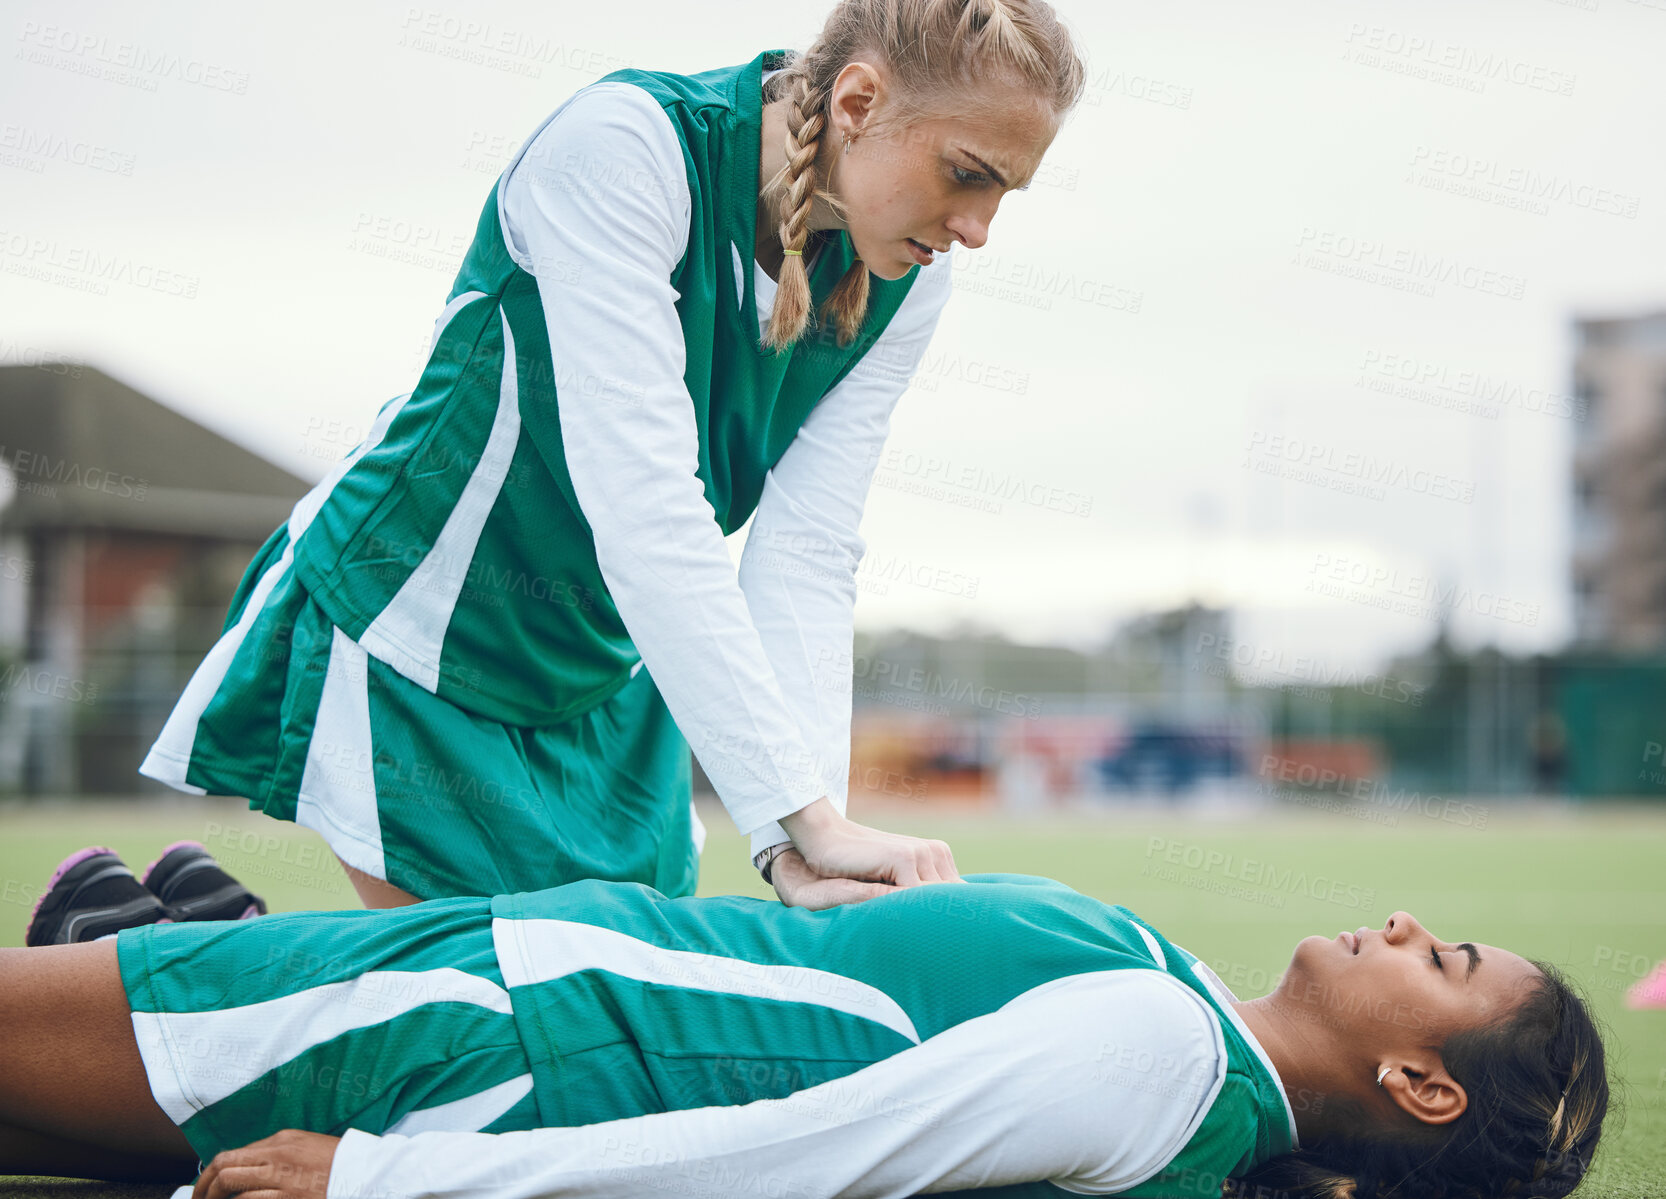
[759, 0, 1086, 353]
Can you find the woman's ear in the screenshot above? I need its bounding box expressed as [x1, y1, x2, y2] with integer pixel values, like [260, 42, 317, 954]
[829, 61, 880, 139]
[1381, 1059, 1469, 1126]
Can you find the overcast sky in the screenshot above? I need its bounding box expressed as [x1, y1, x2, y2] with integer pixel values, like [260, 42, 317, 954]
[4, 0, 1662, 672]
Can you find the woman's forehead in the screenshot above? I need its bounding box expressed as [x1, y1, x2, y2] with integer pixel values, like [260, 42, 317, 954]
[1482, 943, 1540, 982]
[948, 94, 1056, 140]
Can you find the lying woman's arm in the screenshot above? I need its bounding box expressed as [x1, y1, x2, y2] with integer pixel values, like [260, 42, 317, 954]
[195, 970, 1228, 1199]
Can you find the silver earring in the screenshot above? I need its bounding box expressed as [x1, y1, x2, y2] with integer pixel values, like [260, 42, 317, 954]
[1376, 1066, 1392, 1087]
[843, 131, 851, 155]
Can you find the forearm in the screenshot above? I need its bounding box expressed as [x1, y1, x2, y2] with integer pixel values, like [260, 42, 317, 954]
[734, 249, 955, 865]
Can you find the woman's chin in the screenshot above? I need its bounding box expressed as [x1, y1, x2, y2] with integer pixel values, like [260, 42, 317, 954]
[865, 256, 913, 282]
[845, 236, 913, 281]
[1283, 934, 1337, 982]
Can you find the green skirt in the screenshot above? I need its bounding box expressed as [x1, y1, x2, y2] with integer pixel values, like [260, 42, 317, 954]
[139, 524, 700, 900]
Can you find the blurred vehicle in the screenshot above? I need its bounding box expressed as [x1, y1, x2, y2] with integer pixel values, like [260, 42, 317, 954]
[1095, 722, 1244, 795]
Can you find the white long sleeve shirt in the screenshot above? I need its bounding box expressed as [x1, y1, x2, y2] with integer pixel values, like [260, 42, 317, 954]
[323, 969, 1230, 1199]
[500, 79, 954, 855]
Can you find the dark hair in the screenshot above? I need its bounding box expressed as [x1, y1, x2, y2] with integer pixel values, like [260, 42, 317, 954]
[1225, 962, 1610, 1199]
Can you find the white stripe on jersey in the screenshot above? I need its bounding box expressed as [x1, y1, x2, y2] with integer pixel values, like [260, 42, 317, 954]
[139, 369, 428, 792]
[141, 296, 487, 793]
[359, 303, 524, 691]
[131, 967, 513, 1124]
[137, 540, 297, 792]
[384, 1072, 535, 1136]
[1132, 922, 1166, 969]
[492, 916, 922, 1045]
[287, 290, 482, 551]
[431, 289, 490, 354]
[295, 627, 385, 878]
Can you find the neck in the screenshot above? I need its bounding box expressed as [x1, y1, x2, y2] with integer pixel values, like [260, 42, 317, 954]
[1230, 995, 1372, 1144]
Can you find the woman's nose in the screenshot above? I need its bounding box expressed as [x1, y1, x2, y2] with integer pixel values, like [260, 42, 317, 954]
[947, 199, 999, 251]
[946, 216, 988, 251]
[1383, 911, 1427, 945]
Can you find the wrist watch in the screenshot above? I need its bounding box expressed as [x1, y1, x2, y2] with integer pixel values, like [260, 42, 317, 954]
[753, 842, 792, 885]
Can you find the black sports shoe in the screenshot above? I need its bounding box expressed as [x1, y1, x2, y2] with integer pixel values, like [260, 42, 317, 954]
[26, 847, 175, 946]
[141, 841, 267, 922]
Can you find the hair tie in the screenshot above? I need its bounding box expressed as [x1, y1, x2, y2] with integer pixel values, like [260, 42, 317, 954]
[782, 248, 803, 256]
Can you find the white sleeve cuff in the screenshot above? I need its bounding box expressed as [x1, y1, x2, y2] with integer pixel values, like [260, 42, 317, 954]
[325, 1129, 394, 1199]
[748, 821, 792, 861]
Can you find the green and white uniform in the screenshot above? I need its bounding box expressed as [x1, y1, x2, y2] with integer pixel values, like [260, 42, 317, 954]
[123, 876, 1296, 1198]
[138, 50, 954, 897]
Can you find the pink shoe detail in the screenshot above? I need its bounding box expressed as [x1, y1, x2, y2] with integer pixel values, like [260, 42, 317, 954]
[29, 846, 119, 927]
[1626, 961, 1666, 1010]
[141, 840, 209, 889]
[238, 903, 261, 920]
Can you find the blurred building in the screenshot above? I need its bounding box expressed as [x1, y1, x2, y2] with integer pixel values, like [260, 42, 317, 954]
[0, 363, 309, 795]
[1570, 310, 1666, 649]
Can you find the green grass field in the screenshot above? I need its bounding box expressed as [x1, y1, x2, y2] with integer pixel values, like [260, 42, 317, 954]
[1, 797, 1662, 1197]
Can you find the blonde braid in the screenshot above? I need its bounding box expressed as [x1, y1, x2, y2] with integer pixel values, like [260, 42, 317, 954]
[761, 73, 833, 352]
[821, 225, 872, 350]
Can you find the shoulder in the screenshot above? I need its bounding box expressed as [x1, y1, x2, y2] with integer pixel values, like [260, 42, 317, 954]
[595, 58, 747, 118]
[1012, 968, 1224, 1064]
[507, 80, 687, 191]
[498, 80, 692, 271]
[1072, 969, 1223, 1078]
[1019, 971, 1229, 1195]
[998, 970, 1227, 1113]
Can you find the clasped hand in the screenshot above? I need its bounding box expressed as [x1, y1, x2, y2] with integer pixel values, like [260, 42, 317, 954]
[770, 799, 961, 909]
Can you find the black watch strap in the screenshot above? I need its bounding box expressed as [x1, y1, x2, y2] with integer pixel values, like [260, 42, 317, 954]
[753, 842, 790, 885]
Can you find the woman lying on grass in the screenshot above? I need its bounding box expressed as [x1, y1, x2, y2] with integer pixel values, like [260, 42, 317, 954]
[3, 867, 1608, 1199]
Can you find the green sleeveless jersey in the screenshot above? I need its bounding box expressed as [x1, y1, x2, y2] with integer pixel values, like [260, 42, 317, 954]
[289, 49, 921, 727]
[489, 874, 1296, 1196]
